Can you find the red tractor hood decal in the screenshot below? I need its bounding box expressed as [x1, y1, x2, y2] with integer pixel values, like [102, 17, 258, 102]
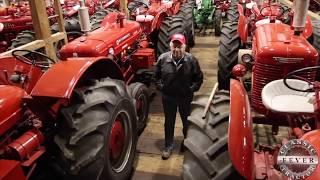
[59, 19, 142, 59]
[254, 23, 318, 65]
[0, 85, 26, 135]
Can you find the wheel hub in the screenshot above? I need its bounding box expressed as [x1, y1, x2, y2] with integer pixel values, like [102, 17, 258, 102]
[109, 118, 125, 161]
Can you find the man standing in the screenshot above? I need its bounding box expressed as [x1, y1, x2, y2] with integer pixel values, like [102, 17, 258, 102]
[155, 34, 203, 160]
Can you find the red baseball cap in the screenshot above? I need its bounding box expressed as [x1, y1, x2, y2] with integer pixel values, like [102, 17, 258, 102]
[170, 33, 186, 44]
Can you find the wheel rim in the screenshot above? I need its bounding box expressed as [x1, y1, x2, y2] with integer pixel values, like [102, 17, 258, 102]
[136, 93, 148, 127]
[108, 111, 132, 173]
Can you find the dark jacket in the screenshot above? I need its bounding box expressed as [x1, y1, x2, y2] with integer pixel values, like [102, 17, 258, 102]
[155, 52, 203, 97]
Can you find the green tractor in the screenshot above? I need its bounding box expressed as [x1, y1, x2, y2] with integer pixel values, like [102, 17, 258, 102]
[193, 0, 231, 36]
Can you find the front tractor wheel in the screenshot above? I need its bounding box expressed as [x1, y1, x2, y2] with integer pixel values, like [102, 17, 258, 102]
[214, 9, 222, 36]
[182, 91, 241, 180]
[217, 21, 241, 90]
[128, 82, 150, 135]
[55, 78, 137, 180]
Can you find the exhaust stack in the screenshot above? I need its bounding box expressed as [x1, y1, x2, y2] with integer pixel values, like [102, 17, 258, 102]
[292, 0, 310, 35]
[78, 0, 91, 35]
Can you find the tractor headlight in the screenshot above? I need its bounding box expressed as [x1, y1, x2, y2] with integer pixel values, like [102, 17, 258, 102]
[109, 48, 114, 55]
[0, 23, 4, 32]
[241, 54, 253, 63]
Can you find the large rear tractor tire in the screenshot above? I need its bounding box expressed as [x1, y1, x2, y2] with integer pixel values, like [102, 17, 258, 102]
[217, 21, 241, 90]
[226, 4, 239, 22]
[11, 16, 82, 50]
[309, 20, 320, 80]
[214, 9, 222, 36]
[127, 82, 150, 135]
[178, 2, 195, 47]
[91, 9, 118, 30]
[54, 78, 137, 180]
[182, 91, 240, 180]
[157, 16, 189, 56]
[310, 20, 320, 53]
[51, 16, 81, 34]
[10, 30, 36, 49]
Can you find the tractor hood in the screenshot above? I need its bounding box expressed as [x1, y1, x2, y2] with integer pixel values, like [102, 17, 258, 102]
[0, 15, 32, 33]
[254, 23, 318, 66]
[59, 19, 142, 60]
[0, 85, 26, 136]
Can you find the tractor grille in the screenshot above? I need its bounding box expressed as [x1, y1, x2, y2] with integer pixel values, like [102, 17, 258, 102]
[252, 62, 316, 113]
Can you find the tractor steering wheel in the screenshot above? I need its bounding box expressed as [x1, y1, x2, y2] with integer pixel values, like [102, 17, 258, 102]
[260, 4, 285, 19]
[12, 49, 56, 69]
[283, 66, 320, 92]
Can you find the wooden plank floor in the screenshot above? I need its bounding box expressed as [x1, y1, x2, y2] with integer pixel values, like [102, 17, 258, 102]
[132, 34, 220, 179]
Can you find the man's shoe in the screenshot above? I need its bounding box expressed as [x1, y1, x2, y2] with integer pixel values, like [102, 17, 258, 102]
[161, 146, 173, 160]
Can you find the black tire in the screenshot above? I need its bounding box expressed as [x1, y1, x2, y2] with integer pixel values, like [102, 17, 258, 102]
[128, 82, 150, 135]
[214, 9, 222, 36]
[54, 78, 137, 180]
[90, 9, 118, 30]
[182, 91, 240, 180]
[178, 2, 195, 47]
[10, 30, 36, 49]
[51, 16, 81, 33]
[226, 4, 239, 22]
[157, 16, 189, 57]
[309, 20, 320, 80]
[11, 16, 81, 49]
[217, 21, 241, 90]
[310, 20, 320, 53]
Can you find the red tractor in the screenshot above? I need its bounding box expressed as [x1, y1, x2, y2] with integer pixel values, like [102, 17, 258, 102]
[0, 1, 49, 52]
[0, 51, 138, 180]
[58, 0, 195, 132]
[217, 0, 317, 90]
[0, 0, 194, 179]
[0, 2, 138, 180]
[1, 0, 118, 51]
[182, 0, 320, 179]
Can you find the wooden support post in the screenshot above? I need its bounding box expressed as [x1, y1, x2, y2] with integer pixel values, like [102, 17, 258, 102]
[53, 0, 68, 45]
[120, 0, 128, 16]
[1, 0, 9, 6]
[0, 0, 67, 58]
[28, 0, 56, 60]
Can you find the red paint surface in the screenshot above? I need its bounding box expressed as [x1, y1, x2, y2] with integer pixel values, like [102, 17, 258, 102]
[229, 79, 254, 179]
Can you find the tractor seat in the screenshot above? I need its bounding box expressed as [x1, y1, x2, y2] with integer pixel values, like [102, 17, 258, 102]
[262, 79, 315, 114]
[255, 19, 282, 26]
[136, 14, 154, 22]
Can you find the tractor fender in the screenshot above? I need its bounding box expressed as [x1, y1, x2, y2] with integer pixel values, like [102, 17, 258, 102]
[302, 16, 313, 39]
[152, 11, 168, 31]
[228, 79, 254, 179]
[31, 57, 124, 99]
[0, 160, 26, 180]
[238, 14, 248, 43]
[236, 0, 247, 43]
[238, 3, 245, 16]
[300, 130, 320, 180]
